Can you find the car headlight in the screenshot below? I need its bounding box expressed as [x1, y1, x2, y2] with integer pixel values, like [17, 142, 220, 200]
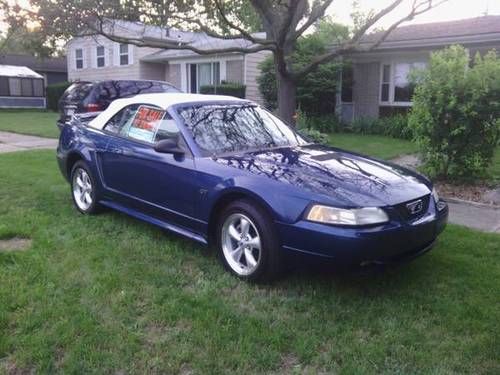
[432, 187, 440, 203]
[306, 205, 389, 226]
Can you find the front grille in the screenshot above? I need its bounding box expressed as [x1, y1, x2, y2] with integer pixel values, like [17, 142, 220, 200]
[393, 194, 430, 222]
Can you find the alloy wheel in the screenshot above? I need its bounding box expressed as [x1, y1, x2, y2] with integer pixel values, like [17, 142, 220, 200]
[72, 167, 93, 211]
[221, 213, 262, 276]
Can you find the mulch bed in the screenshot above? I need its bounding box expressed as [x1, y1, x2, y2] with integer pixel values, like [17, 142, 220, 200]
[435, 182, 500, 206]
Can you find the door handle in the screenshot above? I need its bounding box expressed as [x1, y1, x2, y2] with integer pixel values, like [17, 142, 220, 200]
[109, 148, 123, 155]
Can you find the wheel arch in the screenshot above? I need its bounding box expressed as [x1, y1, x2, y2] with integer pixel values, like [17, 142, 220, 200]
[207, 189, 276, 246]
[66, 151, 85, 179]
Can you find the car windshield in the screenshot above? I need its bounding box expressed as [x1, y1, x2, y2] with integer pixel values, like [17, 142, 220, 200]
[177, 104, 308, 155]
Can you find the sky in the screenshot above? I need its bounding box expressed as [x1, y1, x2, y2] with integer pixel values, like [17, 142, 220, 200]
[328, 0, 500, 27]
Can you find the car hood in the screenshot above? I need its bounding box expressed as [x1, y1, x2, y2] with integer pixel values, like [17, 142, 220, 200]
[213, 144, 431, 207]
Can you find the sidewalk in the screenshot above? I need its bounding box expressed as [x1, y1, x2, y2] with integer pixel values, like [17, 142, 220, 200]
[390, 153, 500, 233]
[447, 201, 500, 233]
[0, 131, 58, 153]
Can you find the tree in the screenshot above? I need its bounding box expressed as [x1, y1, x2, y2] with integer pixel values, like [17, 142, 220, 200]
[258, 18, 348, 115]
[1, 0, 448, 124]
[0, 26, 57, 56]
[409, 45, 500, 180]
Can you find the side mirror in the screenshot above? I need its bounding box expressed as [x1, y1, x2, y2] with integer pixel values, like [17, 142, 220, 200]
[154, 138, 185, 155]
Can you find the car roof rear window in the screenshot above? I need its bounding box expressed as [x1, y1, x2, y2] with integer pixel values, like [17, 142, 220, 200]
[64, 83, 94, 101]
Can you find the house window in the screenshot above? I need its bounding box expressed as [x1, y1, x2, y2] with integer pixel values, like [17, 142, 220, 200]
[187, 62, 221, 93]
[96, 46, 105, 67]
[381, 64, 391, 102]
[119, 44, 129, 65]
[75, 48, 84, 69]
[380, 61, 426, 105]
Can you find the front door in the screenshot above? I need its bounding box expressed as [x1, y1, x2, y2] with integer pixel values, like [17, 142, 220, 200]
[99, 104, 201, 231]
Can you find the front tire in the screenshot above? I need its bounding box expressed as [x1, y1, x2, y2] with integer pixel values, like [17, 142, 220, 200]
[217, 199, 283, 281]
[70, 160, 101, 214]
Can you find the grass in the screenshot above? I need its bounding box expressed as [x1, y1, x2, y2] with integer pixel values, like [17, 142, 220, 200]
[0, 110, 59, 139]
[0, 149, 499, 374]
[328, 133, 419, 160]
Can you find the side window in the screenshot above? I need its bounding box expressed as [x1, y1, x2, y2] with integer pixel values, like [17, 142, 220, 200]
[124, 106, 165, 143]
[154, 112, 180, 143]
[103, 104, 140, 135]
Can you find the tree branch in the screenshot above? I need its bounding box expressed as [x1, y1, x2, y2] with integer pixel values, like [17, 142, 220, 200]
[211, 0, 274, 45]
[294, 0, 335, 38]
[295, 0, 448, 77]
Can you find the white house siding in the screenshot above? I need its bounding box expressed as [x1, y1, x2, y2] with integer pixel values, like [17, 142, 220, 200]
[244, 50, 271, 105]
[166, 63, 182, 89]
[138, 61, 165, 81]
[226, 60, 244, 83]
[67, 36, 163, 82]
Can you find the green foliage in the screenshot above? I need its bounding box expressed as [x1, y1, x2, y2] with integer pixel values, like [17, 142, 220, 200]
[199, 82, 246, 99]
[345, 114, 413, 140]
[257, 18, 348, 115]
[304, 114, 342, 133]
[298, 127, 329, 144]
[0, 26, 58, 57]
[409, 45, 500, 181]
[296, 109, 328, 143]
[46, 81, 71, 111]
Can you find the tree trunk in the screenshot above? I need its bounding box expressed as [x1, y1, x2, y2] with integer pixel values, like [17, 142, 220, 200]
[274, 48, 297, 126]
[276, 70, 297, 126]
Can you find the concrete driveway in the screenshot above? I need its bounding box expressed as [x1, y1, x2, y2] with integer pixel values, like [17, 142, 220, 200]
[0, 131, 58, 153]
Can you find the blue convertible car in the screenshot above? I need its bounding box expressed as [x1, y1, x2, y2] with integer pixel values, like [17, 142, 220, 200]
[57, 93, 448, 281]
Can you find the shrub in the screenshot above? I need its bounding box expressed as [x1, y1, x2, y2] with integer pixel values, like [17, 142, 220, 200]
[409, 45, 500, 181]
[298, 128, 329, 144]
[295, 109, 330, 144]
[46, 81, 71, 111]
[305, 114, 342, 133]
[376, 115, 413, 140]
[342, 114, 413, 140]
[199, 82, 246, 98]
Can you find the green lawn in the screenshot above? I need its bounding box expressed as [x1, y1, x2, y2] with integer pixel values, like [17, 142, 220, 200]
[0, 150, 499, 373]
[0, 110, 59, 138]
[328, 133, 419, 160]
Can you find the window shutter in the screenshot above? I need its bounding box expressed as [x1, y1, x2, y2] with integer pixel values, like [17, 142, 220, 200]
[113, 43, 120, 66]
[82, 48, 87, 69]
[128, 45, 134, 65]
[91, 47, 96, 68]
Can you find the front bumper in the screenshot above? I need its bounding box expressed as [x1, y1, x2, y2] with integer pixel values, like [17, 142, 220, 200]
[277, 200, 448, 265]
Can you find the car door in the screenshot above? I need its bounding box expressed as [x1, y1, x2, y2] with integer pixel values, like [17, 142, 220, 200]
[99, 104, 201, 232]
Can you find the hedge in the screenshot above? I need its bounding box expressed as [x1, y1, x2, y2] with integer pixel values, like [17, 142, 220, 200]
[200, 82, 246, 98]
[46, 81, 72, 111]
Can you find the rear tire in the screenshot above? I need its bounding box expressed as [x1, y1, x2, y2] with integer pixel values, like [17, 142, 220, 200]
[216, 199, 283, 282]
[70, 160, 101, 215]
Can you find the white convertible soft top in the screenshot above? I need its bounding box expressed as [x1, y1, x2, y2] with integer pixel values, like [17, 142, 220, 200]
[88, 93, 250, 130]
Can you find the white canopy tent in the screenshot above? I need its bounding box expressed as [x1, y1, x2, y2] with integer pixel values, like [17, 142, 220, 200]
[0, 64, 46, 108]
